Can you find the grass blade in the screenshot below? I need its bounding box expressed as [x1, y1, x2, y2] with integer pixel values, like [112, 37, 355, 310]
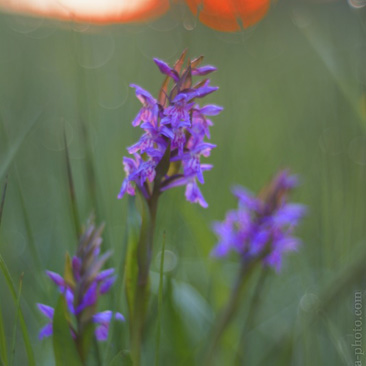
[0, 301, 8, 366]
[124, 196, 141, 325]
[52, 296, 83, 366]
[0, 176, 8, 228]
[0, 176, 8, 366]
[108, 350, 133, 366]
[10, 274, 23, 366]
[0, 255, 35, 366]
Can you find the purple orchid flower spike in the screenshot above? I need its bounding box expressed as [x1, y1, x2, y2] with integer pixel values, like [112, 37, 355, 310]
[212, 170, 307, 272]
[37, 216, 124, 344]
[118, 50, 222, 208]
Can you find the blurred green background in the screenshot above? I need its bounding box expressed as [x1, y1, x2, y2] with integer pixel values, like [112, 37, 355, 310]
[1, 1, 366, 365]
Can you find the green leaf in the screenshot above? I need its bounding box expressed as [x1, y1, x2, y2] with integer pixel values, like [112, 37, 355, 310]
[0, 178, 8, 366]
[10, 275, 23, 366]
[63, 253, 75, 288]
[124, 196, 141, 321]
[160, 278, 194, 365]
[0, 176, 8, 229]
[125, 192, 152, 365]
[52, 296, 83, 366]
[108, 350, 133, 366]
[83, 323, 97, 365]
[0, 255, 35, 366]
[172, 280, 214, 344]
[0, 302, 8, 366]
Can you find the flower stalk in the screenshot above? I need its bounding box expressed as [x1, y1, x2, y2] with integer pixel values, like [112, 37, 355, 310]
[204, 250, 269, 366]
[119, 50, 221, 365]
[130, 191, 159, 366]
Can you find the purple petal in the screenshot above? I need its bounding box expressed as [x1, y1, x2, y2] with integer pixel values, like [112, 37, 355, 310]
[201, 164, 213, 171]
[160, 176, 190, 191]
[93, 311, 125, 341]
[37, 304, 54, 319]
[273, 204, 307, 227]
[265, 250, 282, 272]
[130, 84, 155, 106]
[46, 271, 65, 290]
[199, 105, 223, 116]
[117, 178, 135, 199]
[127, 141, 142, 154]
[249, 229, 270, 256]
[93, 311, 113, 323]
[95, 323, 109, 341]
[132, 109, 143, 127]
[93, 310, 125, 323]
[39, 323, 53, 340]
[65, 288, 75, 314]
[115, 312, 125, 321]
[185, 181, 208, 208]
[191, 85, 218, 99]
[276, 170, 300, 190]
[275, 236, 301, 252]
[153, 59, 179, 82]
[192, 65, 217, 76]
[232, 186, 261, 212]
[160, 126, 175, 139]
[99, 275, 116, 294]
[95, 268, 115, 282]
[76, 282, 97, 314]
[72, 256, 81, 281]
[211, 242, 231, 258]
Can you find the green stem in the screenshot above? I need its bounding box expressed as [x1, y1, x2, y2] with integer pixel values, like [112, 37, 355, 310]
[234, 268, 269, 366]
[204, 259, 260, 366]
[131, 192, 159, 366]
[75, 336, 86, 366]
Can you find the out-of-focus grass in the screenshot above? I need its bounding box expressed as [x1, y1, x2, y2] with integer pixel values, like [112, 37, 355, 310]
[0, 2, 365, 365]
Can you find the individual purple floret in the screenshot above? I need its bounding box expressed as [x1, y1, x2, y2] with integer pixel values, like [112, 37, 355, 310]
[37, 217, 124, 342]
[118, 50, 222, 208]
[212, 170, 306, 271]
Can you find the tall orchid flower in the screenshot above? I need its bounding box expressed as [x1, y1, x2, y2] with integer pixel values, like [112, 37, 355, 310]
[119, 50, 221, 366]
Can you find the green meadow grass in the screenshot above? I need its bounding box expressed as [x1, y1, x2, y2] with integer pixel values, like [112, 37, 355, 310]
[0, 2, 366, 365]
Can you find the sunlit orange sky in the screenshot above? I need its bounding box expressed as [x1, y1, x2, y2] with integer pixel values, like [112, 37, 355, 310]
[0, 0, 169, 23]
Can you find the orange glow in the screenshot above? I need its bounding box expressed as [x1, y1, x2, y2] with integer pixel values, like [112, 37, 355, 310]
[0, 0, 169, 24]
[185, 0, 270, 31]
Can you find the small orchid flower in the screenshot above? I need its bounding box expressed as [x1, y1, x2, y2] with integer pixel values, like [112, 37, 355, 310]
[37, 217, 124, 343]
